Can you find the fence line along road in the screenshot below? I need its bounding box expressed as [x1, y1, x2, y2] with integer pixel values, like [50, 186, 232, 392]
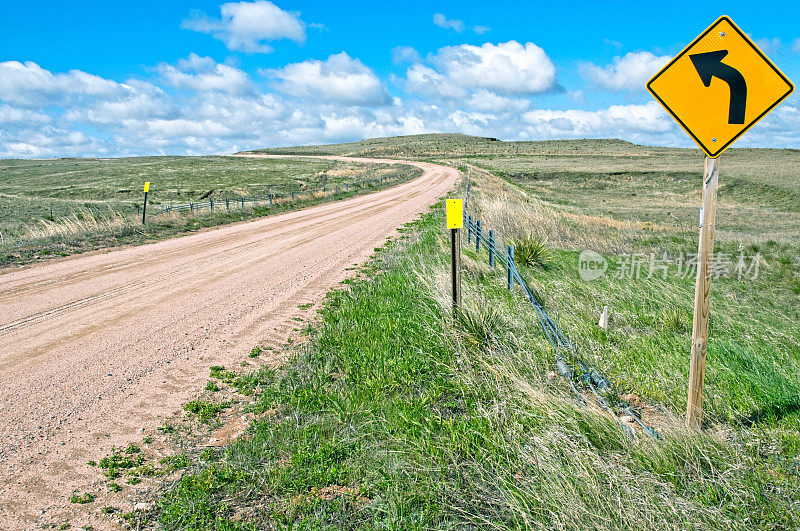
[149, 176, 391, 219]
[460, 176, 660, 440]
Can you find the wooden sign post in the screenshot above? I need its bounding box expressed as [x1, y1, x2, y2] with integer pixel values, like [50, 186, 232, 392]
[142, 182, 150, 225]
[446, 199, 463, 316]
[647, 16, 794, 429]
[686, 157, 719, 428]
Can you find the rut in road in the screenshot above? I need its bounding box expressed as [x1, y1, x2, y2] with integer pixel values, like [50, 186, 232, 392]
[0, 156, 458, 528]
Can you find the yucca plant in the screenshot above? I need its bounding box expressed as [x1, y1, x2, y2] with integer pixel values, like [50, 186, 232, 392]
[508, 235, 553, 270]
[659, 306, 692, 333]
[455, 298, 509, 350]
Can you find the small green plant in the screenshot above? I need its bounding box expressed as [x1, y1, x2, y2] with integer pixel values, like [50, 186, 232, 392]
[107, 482, 122, 492]
[183, 400, 230, 421]
[205, 380, 219, 392]
[58, 524, 70, 530]
[101, 506, 116, 514]
[456, 299, 508, 350]
[70, 492, 95, 504]
[209, 365, 235, 381]
[248, 346, 262, 358]
[127, 476, 141, 485]
[659, 307, 691, 333]
[125, 443, 140, 454]
[86, 460, 96, 467]
[160, 453, 190, 473]
[508, 235, 553, 269]
[142, 435, 153, 444]
[157, 423, 174, 434]
[98, 447, 145, 479]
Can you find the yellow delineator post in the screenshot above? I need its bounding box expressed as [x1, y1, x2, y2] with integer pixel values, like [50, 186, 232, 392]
[142, 182, 150, 224]
[446, 199, 463, 316]
[647, 16, 793, 428]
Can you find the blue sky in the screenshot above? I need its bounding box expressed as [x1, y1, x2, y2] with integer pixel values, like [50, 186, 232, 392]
[1, 0, 799, 157]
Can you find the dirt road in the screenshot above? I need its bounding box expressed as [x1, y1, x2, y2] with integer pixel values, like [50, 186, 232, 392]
[0, 156, 458, 527]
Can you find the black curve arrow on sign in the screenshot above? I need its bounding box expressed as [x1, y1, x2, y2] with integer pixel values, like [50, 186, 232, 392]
[689, 50, 747, 124]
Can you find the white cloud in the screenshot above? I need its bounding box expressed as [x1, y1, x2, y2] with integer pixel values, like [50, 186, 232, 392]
[465, 90, 529, 113]
[4, 49, 800, 158]
[755, 37, 781, 55]
[522, 101, 674, 139]
[433, 13, 464, 32]
[0, 104, 50, 124]
[427, 41, 557, 95]
[63, 80, 172, 125]
[391, 46, 422, 65]
[182, 1, 306, 53]
[603, 38, 623, 50]
[159, 54, 253, 94]
[473, 25, 490, 35]
[268, 52, 391, 106]
[405, 64, 467, 99]
[580, 52, 670, 91]
[792, 38, 800, 53]
[0, 61, 125, 107]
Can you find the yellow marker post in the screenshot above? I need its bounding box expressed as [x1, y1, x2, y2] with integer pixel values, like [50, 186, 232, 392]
[142, 182, 151, 224]
[446, 199, 463, 315]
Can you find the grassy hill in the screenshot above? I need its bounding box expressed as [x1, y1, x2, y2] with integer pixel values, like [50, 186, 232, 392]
[0, 155, 420, 267]
[111, 135, 800, 529]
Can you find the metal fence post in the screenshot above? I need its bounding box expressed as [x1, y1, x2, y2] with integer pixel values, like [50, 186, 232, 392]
[210, 199, 214, 212]
[226, 198, 229, 211]
[190, 202, 194, 213]
[467, 215, 472, 243]
[476, 220, 482, 252]
[507, 245, 515, 290]
[270, 193, 273, 206]
[241, 197, 245, 208]
[489, 230, 495, 267]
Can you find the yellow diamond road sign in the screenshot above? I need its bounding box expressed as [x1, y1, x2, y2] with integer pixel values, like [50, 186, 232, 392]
[647, 16, 794, 158]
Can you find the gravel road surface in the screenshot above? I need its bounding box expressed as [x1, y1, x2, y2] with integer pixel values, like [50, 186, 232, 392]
[0, 156, 458, 527]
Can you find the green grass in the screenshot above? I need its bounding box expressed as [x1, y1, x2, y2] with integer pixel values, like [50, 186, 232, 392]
[151, 196, 799, 529]
[183, 400, 230, 422]
[0, 155, 421, 268]
[27, 135, 794, 528]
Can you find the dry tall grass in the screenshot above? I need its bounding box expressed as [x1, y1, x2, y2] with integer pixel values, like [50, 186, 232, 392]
[21, 208, 130, 241]
[466, 165, 660, 254]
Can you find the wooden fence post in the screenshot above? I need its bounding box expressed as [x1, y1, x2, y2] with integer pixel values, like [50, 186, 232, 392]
[687, 156, 720, 429]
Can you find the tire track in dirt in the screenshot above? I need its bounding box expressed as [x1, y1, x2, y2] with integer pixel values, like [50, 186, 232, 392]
[0, 155, 458, 528]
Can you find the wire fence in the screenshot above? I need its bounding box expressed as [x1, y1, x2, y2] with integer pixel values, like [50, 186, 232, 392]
[149, 176, 391, 219]
[461, 175, 660, 440]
